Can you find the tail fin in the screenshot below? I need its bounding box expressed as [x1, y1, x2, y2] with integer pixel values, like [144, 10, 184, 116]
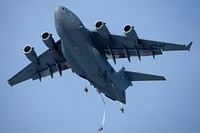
[124, 71, 166, 81]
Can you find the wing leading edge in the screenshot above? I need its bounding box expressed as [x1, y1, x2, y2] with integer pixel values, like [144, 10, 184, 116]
[8, 40, 70, 86]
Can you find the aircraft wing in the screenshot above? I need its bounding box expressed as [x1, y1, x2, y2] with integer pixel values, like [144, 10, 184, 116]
[91, 31, 192, 62]
[8, 40, 70, 86]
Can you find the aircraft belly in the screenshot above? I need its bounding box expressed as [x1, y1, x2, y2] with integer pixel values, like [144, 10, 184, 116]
[61, 27, 127, 103]
[61, 31, 106, 83]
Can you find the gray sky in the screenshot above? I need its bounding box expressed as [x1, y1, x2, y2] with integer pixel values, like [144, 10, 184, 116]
[1, 0, 200, 133]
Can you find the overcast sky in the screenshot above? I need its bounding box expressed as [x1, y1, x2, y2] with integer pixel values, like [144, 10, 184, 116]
[1, 0, 200, 133]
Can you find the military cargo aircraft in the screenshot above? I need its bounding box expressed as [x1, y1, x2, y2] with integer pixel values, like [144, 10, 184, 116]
[8, 6, 192, 104]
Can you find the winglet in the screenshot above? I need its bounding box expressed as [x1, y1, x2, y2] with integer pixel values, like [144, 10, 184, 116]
[7, 80, 12, 87]
[186, 41, 192, 51]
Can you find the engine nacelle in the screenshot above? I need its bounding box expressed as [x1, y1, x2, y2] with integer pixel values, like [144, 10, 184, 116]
[23, 45, 38, 62]
[41, 32, 56, 49]
[123, 24, 138, 43]
[95, 20, 110, 39]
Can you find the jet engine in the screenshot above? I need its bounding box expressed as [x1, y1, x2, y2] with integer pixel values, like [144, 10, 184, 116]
[95, 20, 110, 39]
[23, 45, 38, 62]
[123, 24, 138, 43]
[41, 32, 56, 49]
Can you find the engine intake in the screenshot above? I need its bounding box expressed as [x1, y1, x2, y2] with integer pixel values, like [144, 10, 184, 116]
[41, 32, 56, 49]
[123, 24, 138, 43]
[95, 20, 110, 39]
[23, 45, 38, 62]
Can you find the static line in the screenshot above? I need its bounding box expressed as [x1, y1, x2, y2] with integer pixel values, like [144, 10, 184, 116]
[98, 93, 106, 131]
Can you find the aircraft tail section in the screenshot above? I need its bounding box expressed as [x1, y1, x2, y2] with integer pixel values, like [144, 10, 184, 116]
[124, 70, 166, 81]
[115, 67, 166, 104]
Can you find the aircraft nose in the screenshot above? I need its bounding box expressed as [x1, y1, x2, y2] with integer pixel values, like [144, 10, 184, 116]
[54, 6, 64, 16]
[54, 6, 71, 16]
[54, 6, 66, 37]
[54, 6, 71, 23]
[54, 5, 83, 37]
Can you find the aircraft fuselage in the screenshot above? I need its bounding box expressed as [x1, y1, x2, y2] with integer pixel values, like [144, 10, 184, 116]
[54, 6, 130, 103]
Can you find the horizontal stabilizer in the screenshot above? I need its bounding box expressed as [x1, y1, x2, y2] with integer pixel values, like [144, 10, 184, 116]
[124, 71, 166, 81]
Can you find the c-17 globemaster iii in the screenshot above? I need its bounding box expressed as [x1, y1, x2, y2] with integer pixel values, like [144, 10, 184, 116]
[8, 6, 192, 104]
